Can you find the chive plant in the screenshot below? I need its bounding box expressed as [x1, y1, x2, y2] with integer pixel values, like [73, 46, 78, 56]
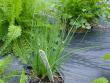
[27, 7, 77, 81]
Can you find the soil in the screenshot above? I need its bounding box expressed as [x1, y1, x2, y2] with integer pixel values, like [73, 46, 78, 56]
[25, 66, 64, 83]
[30, 73, 63, 83]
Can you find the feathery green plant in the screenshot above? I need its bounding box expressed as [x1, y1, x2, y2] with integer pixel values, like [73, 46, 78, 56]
[0, 25, 21, 55]
[11, 0, 51, 64]
[0, 0, 22, 36]
[0, 0, 38, 56]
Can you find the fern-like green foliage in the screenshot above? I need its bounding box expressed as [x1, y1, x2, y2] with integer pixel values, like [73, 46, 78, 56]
[0, 25, 21, 55]
[7, 25, 21, 40]
[0, 0, 35, 40]
[0, 0, 22, 47]
[0, 0, 22, 23]
[12, 36, 32, 64]
[11, 0, 52, 64]
[92, 77, 108, 83]
[0, 0, 47, 57]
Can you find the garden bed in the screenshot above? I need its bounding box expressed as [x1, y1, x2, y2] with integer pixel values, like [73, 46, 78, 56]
[0, 0, 110, 83]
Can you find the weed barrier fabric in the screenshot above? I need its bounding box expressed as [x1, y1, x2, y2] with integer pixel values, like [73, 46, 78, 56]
[62, 20, 110, 83]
